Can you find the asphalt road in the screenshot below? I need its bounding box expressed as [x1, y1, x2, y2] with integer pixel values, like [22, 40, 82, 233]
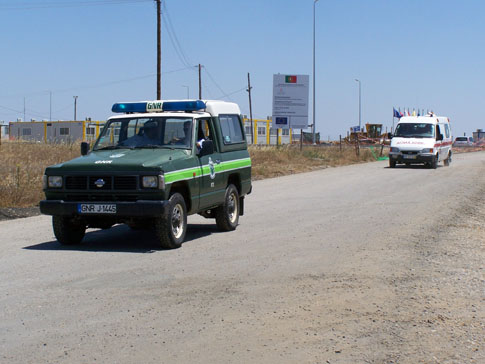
[1, 152, 484, 364]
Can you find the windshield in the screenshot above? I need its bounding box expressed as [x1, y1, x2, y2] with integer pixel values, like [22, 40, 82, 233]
[394, 123, 434, 138]
[93, 117, 193, 150]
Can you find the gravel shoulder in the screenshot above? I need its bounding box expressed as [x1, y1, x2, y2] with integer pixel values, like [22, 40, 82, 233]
[0, 206, 40, 221]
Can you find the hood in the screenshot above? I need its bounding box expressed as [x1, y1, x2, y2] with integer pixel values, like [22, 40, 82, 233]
[391, 137, 435, 150]
[46, 148, 191, 173]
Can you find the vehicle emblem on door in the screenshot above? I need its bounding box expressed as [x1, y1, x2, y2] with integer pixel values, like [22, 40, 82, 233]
[208, 157, 216, 180]
[95, 179, 105, 188]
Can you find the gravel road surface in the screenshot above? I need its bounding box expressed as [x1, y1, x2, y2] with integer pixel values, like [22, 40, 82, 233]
[1, 152, 484, 364]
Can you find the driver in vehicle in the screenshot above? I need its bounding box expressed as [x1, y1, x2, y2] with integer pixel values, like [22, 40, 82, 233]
[121, 121, 160, 147]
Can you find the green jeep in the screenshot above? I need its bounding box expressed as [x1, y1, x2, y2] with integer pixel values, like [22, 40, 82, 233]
[40, 100, 252, 249]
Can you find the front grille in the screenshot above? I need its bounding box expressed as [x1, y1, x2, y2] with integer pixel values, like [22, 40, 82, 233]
[64, 175, 140, 191]
[89, 176, 113, 190]
[402, 151, 418, 155]
[114, 176, 137, 190]
[66, 176, 88, 189]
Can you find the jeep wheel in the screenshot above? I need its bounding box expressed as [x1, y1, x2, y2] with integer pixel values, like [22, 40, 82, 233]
[52, 216, 86, 245]
[430, 154, 438, 169]
[389, 159, 396, 168]
[215, 184, 239, 231]
[154, 193, 187, 249]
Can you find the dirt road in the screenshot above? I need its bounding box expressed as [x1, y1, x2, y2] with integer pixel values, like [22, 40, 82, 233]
[1, 152, 484, 363]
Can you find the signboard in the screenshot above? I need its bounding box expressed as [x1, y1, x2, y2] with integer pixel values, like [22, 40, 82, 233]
[351, 126, 361, 133]
[272, 74, 309, 129]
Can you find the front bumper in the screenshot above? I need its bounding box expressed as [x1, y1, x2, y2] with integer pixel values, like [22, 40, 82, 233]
[389, 152, 434, 164]
[40, 200, 169, 217]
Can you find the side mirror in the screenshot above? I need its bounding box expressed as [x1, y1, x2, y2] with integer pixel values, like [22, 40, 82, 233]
[437, 134, 444, 141]
[199, 140, 214, 157]
[387, 132, 393, 139]
[81, 142, 89, 156]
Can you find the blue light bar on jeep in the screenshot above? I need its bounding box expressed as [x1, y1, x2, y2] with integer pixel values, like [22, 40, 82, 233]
[112, 100, 206, 113]
[161, 100, 206, 112]
[111, 102, 147, 113]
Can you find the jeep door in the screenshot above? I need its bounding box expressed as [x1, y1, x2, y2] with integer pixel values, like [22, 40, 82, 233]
[196, 119, 225, 209]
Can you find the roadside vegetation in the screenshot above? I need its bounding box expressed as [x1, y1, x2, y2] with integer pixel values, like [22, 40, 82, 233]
[0, 141, 80, 208]
[0, 140, 383, 208]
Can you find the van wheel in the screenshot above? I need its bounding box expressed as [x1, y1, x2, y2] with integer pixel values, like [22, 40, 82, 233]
[215, 184, 239, 231]
[53, 216, 86, 245]
[444, 152, 452, 166]
[389, 159, 396, 168]
[154, 193, 187, 249]
[430, 155, 438, 169]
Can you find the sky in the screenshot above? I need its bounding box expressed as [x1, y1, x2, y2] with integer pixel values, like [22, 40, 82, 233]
[1, 0, 484, 140]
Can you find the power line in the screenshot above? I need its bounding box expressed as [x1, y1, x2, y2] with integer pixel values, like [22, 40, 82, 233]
[0, 67, 193, 99]
[203, 67, 232, 101]
[0, 0, 151, 10]
[161, 1, 194, 69]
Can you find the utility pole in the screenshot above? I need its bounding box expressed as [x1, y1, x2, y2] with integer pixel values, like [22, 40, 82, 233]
[198, 64, 202, 99]
[156, 0, 161, 99]
[355, 79, 361, 131]
[247, 73, 254, 145]
[312, 0, 319, 145]
[73, 96, 78, 121]
[49, 91, 52, 121]
[23, 97, 26, 122]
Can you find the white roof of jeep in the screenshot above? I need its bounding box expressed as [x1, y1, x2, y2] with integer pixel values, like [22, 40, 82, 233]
[109, 99, 241, 118]
[203, 100, 241, 116]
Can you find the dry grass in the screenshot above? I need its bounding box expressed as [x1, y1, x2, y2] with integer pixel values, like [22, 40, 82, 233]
[0, 141, 384, 208]
[249, 144, 383, 180]
[0, 141, 80, 208]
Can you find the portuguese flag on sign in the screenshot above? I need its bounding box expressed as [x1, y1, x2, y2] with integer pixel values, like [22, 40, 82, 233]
[285, 75, 297, 83]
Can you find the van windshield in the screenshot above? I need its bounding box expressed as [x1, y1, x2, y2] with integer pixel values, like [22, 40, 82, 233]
[93, 117, 194, 150]
[394, 123, 434, 138]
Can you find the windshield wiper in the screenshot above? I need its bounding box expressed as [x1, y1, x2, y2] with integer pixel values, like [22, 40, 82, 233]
[94, 145, 133, 151]
[133, 144, 173, 149]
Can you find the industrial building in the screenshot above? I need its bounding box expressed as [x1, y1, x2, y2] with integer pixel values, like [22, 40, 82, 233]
[243, 118, 293, 145]
[7, 118, 294, 145]
[8, 120, 105, 143]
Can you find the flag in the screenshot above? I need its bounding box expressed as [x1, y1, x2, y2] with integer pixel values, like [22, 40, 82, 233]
[393, 108, 401, 118]
[412, 109, 416, 116]
[285, 75, 297, 83]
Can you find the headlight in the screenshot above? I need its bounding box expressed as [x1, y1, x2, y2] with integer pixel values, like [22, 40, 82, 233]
[421, 148, 434, 154]
[142, 176, 158, 188]
[47, 176, 63, 188]
[390, 147, 399, 153]
[142, 175, 165, 189]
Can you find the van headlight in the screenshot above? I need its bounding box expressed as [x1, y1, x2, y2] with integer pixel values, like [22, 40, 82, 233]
[47, 176, 63, 188]
[142, 175, 165, 189]
[421, 148, 434, 154]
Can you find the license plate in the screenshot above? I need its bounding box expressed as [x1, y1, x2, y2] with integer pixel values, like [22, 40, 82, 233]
[78, 203, 117, 214]
[403, 154, 416, 159]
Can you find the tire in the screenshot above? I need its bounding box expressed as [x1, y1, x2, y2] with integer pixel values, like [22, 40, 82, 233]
[444, 151, 451, 166]
[153, 193, 187, 249]
[52, 216, 86, 245]
[215, 184, 240, 231]
[430, 154, 438, 169]
[389, 159, 396, 168]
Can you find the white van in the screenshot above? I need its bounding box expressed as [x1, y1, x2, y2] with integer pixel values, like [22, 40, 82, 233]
[389, 114, 452, 168]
